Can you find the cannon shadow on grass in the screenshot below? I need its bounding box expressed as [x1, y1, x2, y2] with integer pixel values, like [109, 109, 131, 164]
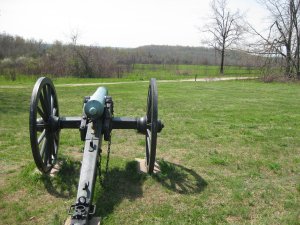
[95, 161, 146, 219]
[40, 158, 81, 198]
[38, 158, 207, 220]
[94, 160, 207, 220]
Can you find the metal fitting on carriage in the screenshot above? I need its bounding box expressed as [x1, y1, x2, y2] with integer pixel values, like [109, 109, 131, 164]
[137, 116, 147, 134]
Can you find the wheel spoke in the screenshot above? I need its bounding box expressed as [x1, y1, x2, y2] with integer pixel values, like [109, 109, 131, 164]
[37, 106, 46, 120]
[44, 133, 53, 165]
[53, 139, 57, 162]
[146, 134, 151, 149]
[47, 133, 54, 164]
[43, 144, 49, 165]
[36, 118, 45, 131]
[46, 85, 52, 113]
[147, 129, 151, 139]
[42, 86, 50, 115]
[38, 129, 46, 144]
[147, 92, 152, 121]
[146, 137, 151, 164]
[40, 137, 47, 159]
[54, 132, 59, 141]
[146, 129, 151, 164]
[53, 139, 57, 152]
[39, 93, 49, 117]
[53, 132, 59, 159]
[50, 95, 54, 116]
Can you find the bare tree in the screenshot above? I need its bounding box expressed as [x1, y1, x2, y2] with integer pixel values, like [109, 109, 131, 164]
[248, 0, 300, 79]
[291, 0, 300, 78]
[203, 0, 245, 74]
[69, 32, 94, 77]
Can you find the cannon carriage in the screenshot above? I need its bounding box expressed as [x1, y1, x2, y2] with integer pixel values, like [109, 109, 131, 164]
[29, 77, 164, 225]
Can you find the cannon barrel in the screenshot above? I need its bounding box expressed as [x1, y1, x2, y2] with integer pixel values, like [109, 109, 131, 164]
[84, 87, 108, 119]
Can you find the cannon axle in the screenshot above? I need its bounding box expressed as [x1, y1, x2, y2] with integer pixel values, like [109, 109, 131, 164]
[29, 77, 164, 224]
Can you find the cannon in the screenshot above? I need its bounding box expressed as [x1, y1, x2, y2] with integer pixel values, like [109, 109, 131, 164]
[29, 77, 164, 225]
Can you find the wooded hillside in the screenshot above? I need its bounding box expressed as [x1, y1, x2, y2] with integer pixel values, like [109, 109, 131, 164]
[0, 33, 259, 78]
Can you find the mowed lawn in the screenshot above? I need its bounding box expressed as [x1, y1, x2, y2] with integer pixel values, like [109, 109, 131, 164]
[0, 79, 299, 225]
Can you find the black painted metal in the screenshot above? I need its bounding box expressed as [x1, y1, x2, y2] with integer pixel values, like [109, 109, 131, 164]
[103, 96, 114, 141]
[112, 117, 138, 129]
[145, 78, 158, 174]
[59, 117, 82, 129]
[80, 99, 88, 141]
[29, 77, 60, 173]
[70, 121, 102, 225]
[29, 77, 164, 224]
[36, 116, 164, 133]
[112, 116, 164, 134]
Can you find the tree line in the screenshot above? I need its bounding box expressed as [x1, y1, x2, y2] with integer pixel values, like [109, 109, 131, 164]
[0, 32, 259, 79]
[0, 0, 298, 80]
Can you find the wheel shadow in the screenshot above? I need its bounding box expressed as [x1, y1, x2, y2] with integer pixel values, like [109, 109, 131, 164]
[41, 158, 81, 198]
[153, 160, 208, 194]
[40, 158, 207, 219]
[94, 159, 207, 220]
[95, 161, 146, 219]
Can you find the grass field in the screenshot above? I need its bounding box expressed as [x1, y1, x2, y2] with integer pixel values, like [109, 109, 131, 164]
[0, 78, 299, 224]
[125, 64, 259, 80]
[0, 64, 259, 86]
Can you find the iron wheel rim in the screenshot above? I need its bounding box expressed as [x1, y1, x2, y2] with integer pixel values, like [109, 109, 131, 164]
[29, 77, 60, 173]
[145, 78, 158, 174]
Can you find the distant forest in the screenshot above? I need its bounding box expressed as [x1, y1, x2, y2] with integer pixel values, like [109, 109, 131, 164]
[0, 33, 259, 78]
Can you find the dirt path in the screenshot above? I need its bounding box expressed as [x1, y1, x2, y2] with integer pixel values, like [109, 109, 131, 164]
[0, 77, 257, 89]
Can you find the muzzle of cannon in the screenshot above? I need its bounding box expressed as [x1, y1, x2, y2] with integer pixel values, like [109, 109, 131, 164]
[84, 87, 107, 119]
[29, 77, 164, 225]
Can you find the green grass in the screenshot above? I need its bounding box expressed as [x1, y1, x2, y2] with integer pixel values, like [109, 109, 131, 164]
[0, 64, 259, 85]
[0, 74, 126, 86]
[0, 78, 299, 224]
[125, 64, 259, 80]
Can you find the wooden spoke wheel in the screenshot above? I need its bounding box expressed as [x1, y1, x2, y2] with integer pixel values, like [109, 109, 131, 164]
[29, 77, 60, 173]
[145, 78, 158, 174]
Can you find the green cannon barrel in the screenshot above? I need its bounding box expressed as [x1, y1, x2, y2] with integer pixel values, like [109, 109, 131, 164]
[84, 87, 108, 119]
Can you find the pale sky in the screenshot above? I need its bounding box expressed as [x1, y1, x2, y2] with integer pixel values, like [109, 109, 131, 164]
[0, 0, 268, 48]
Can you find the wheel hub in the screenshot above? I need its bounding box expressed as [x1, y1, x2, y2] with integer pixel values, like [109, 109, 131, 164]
[48, 115, 60, 132]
